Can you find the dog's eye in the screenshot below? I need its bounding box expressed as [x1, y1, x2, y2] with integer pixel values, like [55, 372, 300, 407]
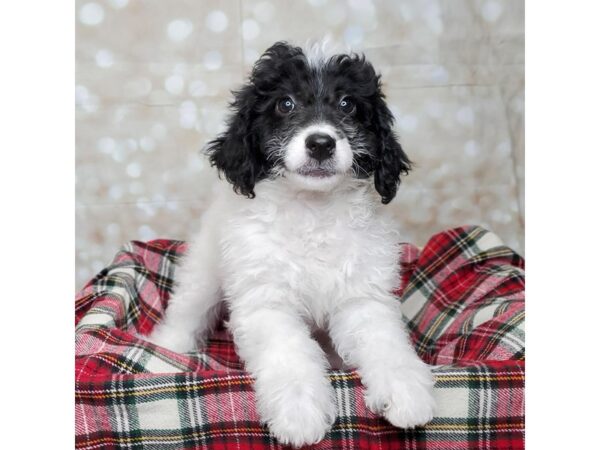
[277, 97, 295, 114]
[339, 97, 355, 114]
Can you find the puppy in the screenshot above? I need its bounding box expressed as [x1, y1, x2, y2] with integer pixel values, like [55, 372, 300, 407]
[148, 42, 435, 447]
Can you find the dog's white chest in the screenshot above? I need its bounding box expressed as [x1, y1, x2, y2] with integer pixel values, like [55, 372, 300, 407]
[218, 184, 400, 327]
[266, 204, 362, 322]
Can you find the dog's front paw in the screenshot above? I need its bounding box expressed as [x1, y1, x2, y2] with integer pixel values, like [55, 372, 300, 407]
[259, 379, 336, 448]
[364, 364, 436, 428]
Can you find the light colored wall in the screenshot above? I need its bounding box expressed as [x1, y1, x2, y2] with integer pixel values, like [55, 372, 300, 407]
[76, 0, 524, 288]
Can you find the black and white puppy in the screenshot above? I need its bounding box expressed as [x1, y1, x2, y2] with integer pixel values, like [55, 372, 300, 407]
[148, 42, 435, 447]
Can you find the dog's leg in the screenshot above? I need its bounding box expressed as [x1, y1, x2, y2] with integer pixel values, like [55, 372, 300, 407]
[329, 297, 436, 428]
[228, 293, 336, 448]
[146, 230, 221, 353]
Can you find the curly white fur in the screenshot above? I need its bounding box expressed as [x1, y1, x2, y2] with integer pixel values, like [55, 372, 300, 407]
[147, 172, 435, 446]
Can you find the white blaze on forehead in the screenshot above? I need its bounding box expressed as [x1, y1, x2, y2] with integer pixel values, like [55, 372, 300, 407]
[302, 39, 354, 97]
[303, 38, 351, 69]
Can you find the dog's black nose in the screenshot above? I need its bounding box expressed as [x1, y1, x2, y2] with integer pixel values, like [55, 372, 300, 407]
[305, 133, 336, 162]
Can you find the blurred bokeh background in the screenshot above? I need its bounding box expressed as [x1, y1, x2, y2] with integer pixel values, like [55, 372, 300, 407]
[76, 0, 524, 289]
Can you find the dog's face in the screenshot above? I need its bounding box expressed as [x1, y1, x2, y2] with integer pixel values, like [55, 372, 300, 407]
[206, 42, 411, 204]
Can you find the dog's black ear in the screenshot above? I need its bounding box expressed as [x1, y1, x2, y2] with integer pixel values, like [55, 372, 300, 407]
[205, 84, 265, 198]
[372, 90, 412, 204]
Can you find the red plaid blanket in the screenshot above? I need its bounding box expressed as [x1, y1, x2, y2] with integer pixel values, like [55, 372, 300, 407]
[75, 226, 524, 449]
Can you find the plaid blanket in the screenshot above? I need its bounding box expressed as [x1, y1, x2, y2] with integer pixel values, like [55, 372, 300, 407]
[75, 226, 524, 449]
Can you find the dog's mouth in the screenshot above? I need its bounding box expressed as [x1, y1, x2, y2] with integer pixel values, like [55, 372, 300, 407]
[296, 166, 337, 178]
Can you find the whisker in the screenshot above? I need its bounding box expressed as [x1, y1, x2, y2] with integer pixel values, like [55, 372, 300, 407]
[352, 160, 370, 178]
